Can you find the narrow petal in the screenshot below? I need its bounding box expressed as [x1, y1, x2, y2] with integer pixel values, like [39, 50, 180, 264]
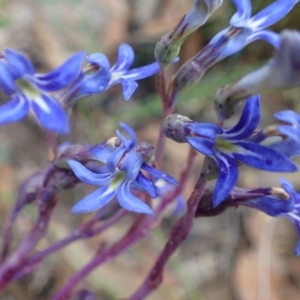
[213, 153, 238, 207]
[187, 123, 223, 138]
[67, 159, 113, 185]
[275, 110, 300, 124]
[277, 125, 300, 141]
[87, 53, 110, 70]
[121, 62, 160, 81]
[233, 141, 298, 172]
[141, 163, 178, 186]
[249, 0, 298, 30]
[230, 0, 252, 26]
[135, 172, 156, 198]
[35, 51, 85, 91]
[120, 150, 143, 181]
[0, 62, 16, 94]
[88, 145, 114, 163]
[72, 185, 116, 213]
[30, 94, 69, 134]
[5, 48, 34, 76]
[246, 30, 280, 49]
[120, 79, 138, 101]
[111, 43, 134, 72]
[224, 95, 260, 140]
[278, 178, 299, 200]
[72, 67, 111, 100]
[119, 122, 137, 148]
[106, 146, 126, 172]
[186, 136, 215, 156]
[0, 96, 29, 124]
[270, 138, 300, 159]
[117, 181, 153, 214]
[116, 129, 129, 148]
[295, 223, 300, 255]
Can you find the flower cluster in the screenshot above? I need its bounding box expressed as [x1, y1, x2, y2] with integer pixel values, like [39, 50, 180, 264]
[68, 123, 177, 214]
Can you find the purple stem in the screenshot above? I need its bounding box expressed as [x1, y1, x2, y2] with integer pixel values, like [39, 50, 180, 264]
[11, 209, 127, 281]
[53, 148, 196, 300]
[127, 174, 207, 300]
[0, 191, 56, 292]
[0, 171, 46, 263]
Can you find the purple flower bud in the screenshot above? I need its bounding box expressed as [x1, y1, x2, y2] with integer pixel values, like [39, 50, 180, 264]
[162, 113, 193, 143]
[154, 0, 223, 67]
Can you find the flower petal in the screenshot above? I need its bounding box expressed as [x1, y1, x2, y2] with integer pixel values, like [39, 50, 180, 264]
[5, 48, 34, 77]
[187, 123, 223, 138]
[249, 0, 298, 30]
[246, 30, 280, 49]
[111, 43, 134, 72]
[35, 51, 85, 91]
[230, 0, 252, 26]
[186, 136, 215, 156]
[0, 62, 16, 94]
[72, 185, 116, 213]
[67, 159, 113, 185]
[106, 146, 126, 172]
[120, 149, 143, 181]
[87, 53, 110, 70]
[277, 125, 300, 141]
[121, 61, 160, 81]
[213, 153, 238, 207]
[119, 122, 137, 148]
[275, 110, 300, 124]
[120, 79, 138, 101]
[0, 96, 29, 124]
[224, 95, 260, 140]
[117, 181, 153, 214]
[30, 94, 69, 134]
[233, 141, 298, 172]
[270, 138, 300, 159]
[141, 163, 178, 186]
[135, 172, 156, 198]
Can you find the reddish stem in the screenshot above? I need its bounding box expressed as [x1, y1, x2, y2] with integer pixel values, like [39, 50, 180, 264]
[127, 174, 206, 300]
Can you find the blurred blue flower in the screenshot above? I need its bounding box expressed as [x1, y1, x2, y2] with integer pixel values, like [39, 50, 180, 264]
[239, 179, 300, 255]
[68, 123, 177, 214]
[0, 49, 85, 134]
[210, 0, 298, 61]
[182, 96, 298, 206]
[275, 110, 300, 141]
[71, 44, 160, 101]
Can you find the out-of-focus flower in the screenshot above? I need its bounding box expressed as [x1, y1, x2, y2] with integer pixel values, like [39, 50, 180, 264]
[154, 0, 223, 68]
[163, 95, 298, 206]
[171, 0, 298, 105]
[0, 49, 85, 133]
[236, 179, 300, 255]
[69, 44, 160, 102]
[214, 30, 300, 121]
[68, 123, 177, 214]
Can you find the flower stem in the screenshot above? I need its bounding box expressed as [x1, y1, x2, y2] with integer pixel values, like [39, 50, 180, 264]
[53, 148, 196, 299]
[127, 174, 206, 300]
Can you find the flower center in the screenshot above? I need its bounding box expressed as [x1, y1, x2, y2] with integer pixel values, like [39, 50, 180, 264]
[110, 171, 126, 189]
[215, 138, 235, 152]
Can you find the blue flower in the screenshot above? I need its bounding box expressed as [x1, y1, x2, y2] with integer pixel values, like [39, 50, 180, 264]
[164, 95, 298, 207]
[211, 0, 298, 61]
[0, 49, 85, 134]
[68, 123, 177, 214]
[238, 179, 300, 255]
[275, 110, 300, 141]
[70, 44, 160, 101]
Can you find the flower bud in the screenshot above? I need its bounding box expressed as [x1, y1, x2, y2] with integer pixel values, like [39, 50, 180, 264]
[163, 113, 193, 143]
[155, 0, 222, 68]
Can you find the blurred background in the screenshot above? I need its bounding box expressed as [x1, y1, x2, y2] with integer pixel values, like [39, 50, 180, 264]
[1, 0, 300, 299]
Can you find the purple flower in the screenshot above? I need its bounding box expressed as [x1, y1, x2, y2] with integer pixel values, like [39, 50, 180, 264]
[70, 44, 160, 101]
[171, 0, 298, 97]
[68, 123, 177, 214]
[164, 95, 298, 206]
[237, 179, 300, 255]
[0, 49, 85, 134]
[214, 30, 300, 121]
